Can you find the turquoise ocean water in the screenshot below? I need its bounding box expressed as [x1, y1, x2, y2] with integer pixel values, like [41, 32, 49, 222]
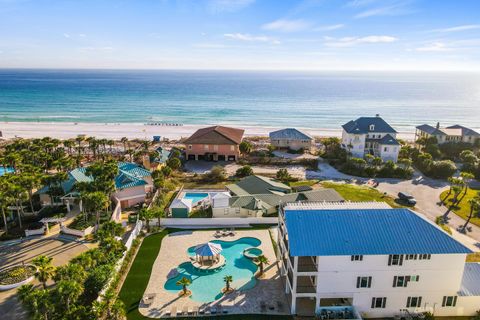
[0, 69, 479, 132]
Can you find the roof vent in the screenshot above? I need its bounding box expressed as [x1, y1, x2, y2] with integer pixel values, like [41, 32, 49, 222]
[376, 114, 380, 117]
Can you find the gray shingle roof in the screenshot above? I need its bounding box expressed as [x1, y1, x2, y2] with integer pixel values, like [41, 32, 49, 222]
[447, 125, 480, 137]
[378, 134, 400, 146]
[416, 124, 445, 135]
[226, 175, 291, 196]
[342, 116, 397, 134]
[269, 128, 313, 141]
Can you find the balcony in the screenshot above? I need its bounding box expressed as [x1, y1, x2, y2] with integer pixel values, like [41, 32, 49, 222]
[316, 306, 362, 320]
[296, 275, 317, 294]
[297, 256, 318, 273]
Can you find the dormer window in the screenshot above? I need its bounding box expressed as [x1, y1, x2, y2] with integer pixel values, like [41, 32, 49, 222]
[369, 124, 375, 131]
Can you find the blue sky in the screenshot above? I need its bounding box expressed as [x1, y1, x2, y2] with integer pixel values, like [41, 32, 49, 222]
[1, 0, 480, 70]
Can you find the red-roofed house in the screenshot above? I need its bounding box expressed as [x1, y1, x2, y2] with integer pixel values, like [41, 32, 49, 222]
[184, 126, 244, 161]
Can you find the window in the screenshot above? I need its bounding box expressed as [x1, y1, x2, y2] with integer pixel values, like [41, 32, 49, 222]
[406, 254, 417, 260]
[230, 145, 234, 151]
[384, 147, 388, 152]
[369, 125, 375, 131]
[356, 276, 372, 288]
[188, 145, 192, 150]
[442, 296, 457, 307]
[406, 296, 422, 308]
[388, 254, 404, 266]
[419, 254, 431, 260]
[213, 145, 218, 151]
[393, 275, 419, 287]
[351, 255, 363, 261]
[371, 297, 386, 309]
[204, 145, 209, 150]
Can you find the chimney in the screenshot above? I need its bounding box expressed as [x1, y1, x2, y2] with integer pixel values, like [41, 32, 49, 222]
[375, 114, 380, 117]
[436, 122, 440, 129]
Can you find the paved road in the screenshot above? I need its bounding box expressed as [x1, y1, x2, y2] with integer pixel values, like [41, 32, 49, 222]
[0, 236, 92, 320]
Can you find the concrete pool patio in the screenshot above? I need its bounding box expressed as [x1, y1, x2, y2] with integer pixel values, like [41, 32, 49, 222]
[139, 229, 289, 318]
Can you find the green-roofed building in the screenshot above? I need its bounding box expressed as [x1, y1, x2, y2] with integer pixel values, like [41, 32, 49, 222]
[212, 188, 344, 218]
[226, 175, 292, 196]
[38, 162, 153, 209]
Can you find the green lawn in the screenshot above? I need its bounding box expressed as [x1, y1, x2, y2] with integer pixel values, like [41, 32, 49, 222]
[118, 228, 291, 320]
[440, 188, 480, 228]
[119, 230, 172, 320]
[288, 179, 320, 187]
[467, 252, 480, 263]
[321, 182, 405, 208]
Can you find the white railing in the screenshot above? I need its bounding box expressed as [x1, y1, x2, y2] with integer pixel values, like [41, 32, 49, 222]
[25, 228, 45, 237]
[61, 225, 94, 237]
[111, 197, 122, 222]
[154, 217, 278, 228]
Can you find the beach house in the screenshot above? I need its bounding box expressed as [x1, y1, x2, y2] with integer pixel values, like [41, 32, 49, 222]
[269, 128, 314, 151]
[341, 115, 400, 163]
[211, 188, 343, 217]
[225, 175, 292, 196]
[38, 162, 153, 209]
[415, 123, 480, 145]
[277, 202, 480, 318]
[184, 125, 244, 161]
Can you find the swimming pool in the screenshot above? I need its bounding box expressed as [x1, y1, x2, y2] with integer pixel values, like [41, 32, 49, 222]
[183, 192, 209, 204]
[0, 167, 14, 176]
[164, 237, 261, 303]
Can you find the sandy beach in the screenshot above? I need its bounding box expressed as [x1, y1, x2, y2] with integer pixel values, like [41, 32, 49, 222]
[0, 121, 416, 141]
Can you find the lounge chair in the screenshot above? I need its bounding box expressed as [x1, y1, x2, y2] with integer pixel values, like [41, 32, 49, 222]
[205, 307, 211, 315]
[182, 306, 188, 315]
[176, 306, 183, 316]
[170, 306, 177, 317]
[164, 308, 172, 317]
[214, 230, 222, 237]
[198, 307, 205, 315]
[187, 306, 194, 315]
[192, 306, 199, 315]
[211, 306, 217, 314]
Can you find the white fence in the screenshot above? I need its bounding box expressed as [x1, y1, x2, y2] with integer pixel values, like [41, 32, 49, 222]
[61, 225, 94, 237]
[154, 217, 278, 228]
[25, 227, 45, 237]
[125, 219, 143, 251]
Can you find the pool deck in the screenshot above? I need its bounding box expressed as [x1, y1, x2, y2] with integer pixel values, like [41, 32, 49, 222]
[139, 229, 289, 318]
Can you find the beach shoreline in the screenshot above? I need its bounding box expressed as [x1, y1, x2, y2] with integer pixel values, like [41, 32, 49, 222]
[0, 121, 416, 141]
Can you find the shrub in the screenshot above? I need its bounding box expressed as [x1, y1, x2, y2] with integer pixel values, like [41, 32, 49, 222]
[429, 160, 457, 179]
[276, 168, 292, 183]
[239, 141, 253, 155]
[202, 165, 226, 183]
[236, 165, 253, 177]
[166, 157, 181, 170]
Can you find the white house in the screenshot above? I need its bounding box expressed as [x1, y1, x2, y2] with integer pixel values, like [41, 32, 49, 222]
[277, 202, 479, 318]
[341, 115, 400, 163]
[416, 123, 480, 145]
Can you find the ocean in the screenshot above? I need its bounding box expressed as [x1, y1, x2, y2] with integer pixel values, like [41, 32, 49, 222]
[0, 69, 479, 133]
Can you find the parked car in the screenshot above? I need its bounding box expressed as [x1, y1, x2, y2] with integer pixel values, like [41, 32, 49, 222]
[397, 192, 417, 206]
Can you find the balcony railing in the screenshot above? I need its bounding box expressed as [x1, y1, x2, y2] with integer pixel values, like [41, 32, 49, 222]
[297, 256, 318, 273]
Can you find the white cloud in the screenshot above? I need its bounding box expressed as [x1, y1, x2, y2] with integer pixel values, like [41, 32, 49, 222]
[313, 24, 345, 31]
[79, 33, 87, 38]
[354, 0, 414, 18]
[345, 0, 378, 8]
[415, 42, 452, 52]
[207, 0, 254, 13]
[193, 43, 229, 49]
[63, 33, 71, 38]
[262, 19, 311, 32]
[224, 33, 280, 44]
[325, 35, 398, 47]
[432, 25, 480, 33]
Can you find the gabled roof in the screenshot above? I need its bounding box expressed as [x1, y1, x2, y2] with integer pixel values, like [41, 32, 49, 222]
[378, 134, 400, 146]
[269, 128, 313, 141]
[170, 198, 193, 209]
[226, 175, 291, 196]
[284, 208, 472, 256]
[184, 126, 244, 145]
[447, 125, 480, 137]
[342, 116, 397, 134]
[37, 162, 151, 194]
[416, 124, 445, 136]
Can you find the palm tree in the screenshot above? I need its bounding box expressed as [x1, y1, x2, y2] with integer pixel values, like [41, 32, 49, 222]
[176, 277, 191, 296]
[56, 280, 83, 311]
[139, 208, 155, 232]
[120, 137, 129, 154]
[82, 191, 109, 230]
[461, 197, 480, 233]
[17, 283, 34, 302]
[224, 275, 233, 292]
[460, 172, 475, 198]
[32, 255, 56, 289]
[256, 255, 270, 276]
[0, 188, 13, 234]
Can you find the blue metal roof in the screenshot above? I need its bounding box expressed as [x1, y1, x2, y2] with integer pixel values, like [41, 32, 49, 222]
[284, 208, 472, 256]
[342, 117, 397, 134]
[269, 128, 313, 141]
